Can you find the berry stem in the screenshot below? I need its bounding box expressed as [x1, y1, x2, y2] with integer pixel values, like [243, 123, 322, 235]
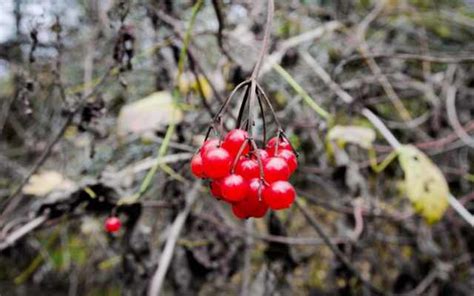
[278, 130, 299, 157]
[256, 83, 282, 129]
[249, 0, 274, 82]
[254, 159, 266, 202]
[230, 138, 252, 173]
[212, 79, 250, 125]
[256, 92, 267, 145]
[203, 125, 214, 142]
[236, 84, 251, 129]
[249, 140, 265, 186]
[247, 0, 274, 138]
[274, 132, 280, 156]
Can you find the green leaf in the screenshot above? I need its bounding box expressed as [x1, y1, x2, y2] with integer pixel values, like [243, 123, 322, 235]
[397, 145, 449, 223]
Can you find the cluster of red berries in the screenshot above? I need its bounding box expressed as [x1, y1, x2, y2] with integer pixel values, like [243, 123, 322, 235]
[191, 129, 297, 219]
[104, 216, 121, 233]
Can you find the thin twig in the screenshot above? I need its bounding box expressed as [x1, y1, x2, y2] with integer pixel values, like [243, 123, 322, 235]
[295, 199, 384, 294]
[303, 51, 474, 227]
[154, 7, 226, 106]
[211, 0, 231, 60]
[335, 53, 474, 74]
[447, 194, 474, 227]
[240, 219, 253, 296]
[119, 153, 193, 176]
[301, 52, 353, 104]
[147, 180, 201, 296]
[176, 0, 203, 83]
[195, 212, 349, 246]
[247, 0, 274, 138]
[0, 215, 47, 251]
[121, 122, 176, 205]
[188, 52, 216, 117]
[273, 63, 330, 120]
[356, 1, 412, 121]
[446, 82, 474, 148]
[261, 21, 342, 74]
[0, 66, 115, 221]
[361, 108, 402, 149]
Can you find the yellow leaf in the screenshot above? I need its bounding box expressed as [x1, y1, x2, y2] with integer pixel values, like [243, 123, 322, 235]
[178, 73, 212, 100]
[117, 91, 183, 137]
[327, 125, 376, 149]
[23, 171, 76, 196]
[397, 145, 449, 223]
[383, 0, 400, 11]
[64, 125, 78, 140]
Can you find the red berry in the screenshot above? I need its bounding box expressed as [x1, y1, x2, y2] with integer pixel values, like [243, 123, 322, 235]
[210, 180, 222, 199]
[247, 178, 264, 198]
[202, 148, 232, 179]
[253, 205, 268, 218]
[232, 178, 269, 219]
[276, 150, 298, 174]
[222, 129, 250, 157]
[105, 217, 121, 233]
[220, 174, 249, 203]
[252, 149, 269, 163]
[232, 203, 249, 219]
[246, 178, 269, 217]
[236, 158, 260, 180]
[266, 137, 292, 155]
[263, 157, 290, 183]
[232, 179, 269, 218]
[200, 139, 220, 157]
[263, 181, 296, 210]
[190, 154, 205, 178]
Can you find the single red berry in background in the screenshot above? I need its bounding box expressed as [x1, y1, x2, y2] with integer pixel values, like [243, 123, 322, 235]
[263, 181, 295, 210]
[252, 149, 269, 163]
[202, 148, 232, 179]
[200, 139, 220, 157]
[222, 129, 250, 157]
[263, 157, 290, 183]
[276, 150, 298, 174]
[221, 174, 249, 203]
[266, 137, 292, 155]
[236, 158, 259, 180]
[210, 180, 222, 199]
[105, 217, 121, 233]
[190, 154, 205, 178]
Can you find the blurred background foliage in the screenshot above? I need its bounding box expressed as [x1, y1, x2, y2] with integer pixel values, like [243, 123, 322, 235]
[0, 0, 473, 295]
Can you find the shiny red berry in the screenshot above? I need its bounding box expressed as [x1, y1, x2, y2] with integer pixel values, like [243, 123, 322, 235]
[266, 137, 292, 155]
[202, 148, 232, 179]
[222, 129, 249, 157]
[263, 181, 296, 210]
[246, 178, 269, 217]
[105, 217, 121, 233]
[263, 157, 290, 183]
[236, 158, 259, 180]
[276, 150, 297, 174]
[200, 139, 220, 157]
[252, 149, 269, 163]
[190, 154, 205, 178]
[232, 203, 249, 219]
[232, 184, 268, 218]
[210, 180, 222, 199]
[220, 174, 249, 203]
